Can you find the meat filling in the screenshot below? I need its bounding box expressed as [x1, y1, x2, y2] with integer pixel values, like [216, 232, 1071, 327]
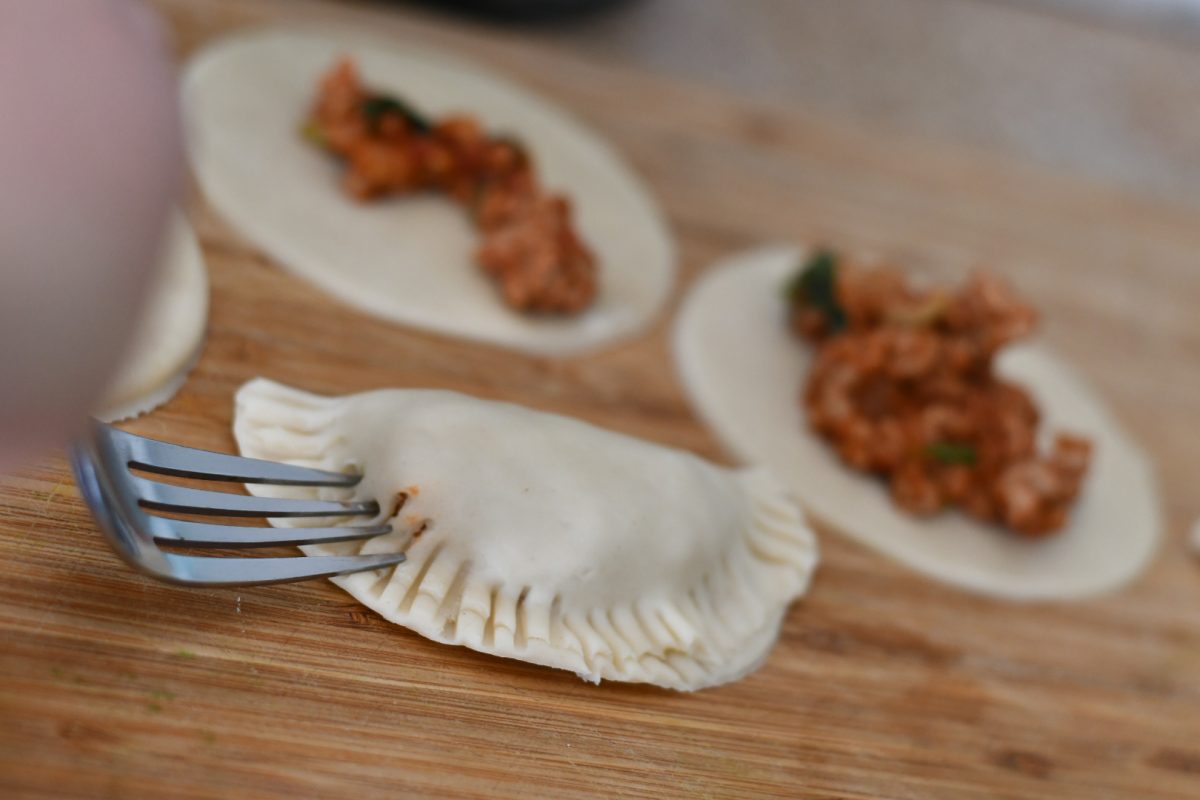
[306, 58, 597, 314]
[787, 250, 1091, 536]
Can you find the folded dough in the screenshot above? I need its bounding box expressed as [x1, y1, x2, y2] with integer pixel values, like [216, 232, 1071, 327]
[96, 213, 208, 422]
[233, 378, 818, 690]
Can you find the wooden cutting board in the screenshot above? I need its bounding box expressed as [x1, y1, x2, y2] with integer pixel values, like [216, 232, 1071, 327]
[3, 1, 1199, 797]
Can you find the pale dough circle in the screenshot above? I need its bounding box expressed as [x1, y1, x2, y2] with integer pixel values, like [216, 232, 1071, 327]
[96, 214, 209, 422]
[672, 244, 1162, 600]
[183, 29, 675, 356]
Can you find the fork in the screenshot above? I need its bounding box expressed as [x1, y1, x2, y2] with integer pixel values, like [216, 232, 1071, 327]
[70, 420, 405, 586]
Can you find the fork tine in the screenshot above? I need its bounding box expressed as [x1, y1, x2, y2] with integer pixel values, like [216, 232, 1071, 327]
[162, 552, 406, 586]
[148, 517, 394, 548]
[105, 425, 360, 487]
[133, 477, 379, 518]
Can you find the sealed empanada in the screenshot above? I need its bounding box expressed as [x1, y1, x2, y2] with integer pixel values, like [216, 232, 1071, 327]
[233, 378, 818, 690]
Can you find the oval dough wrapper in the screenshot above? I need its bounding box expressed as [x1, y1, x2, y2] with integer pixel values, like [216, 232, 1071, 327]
[233, 378, 818, 690]
[96, 214, 209, 422]
[184, 30, 675, 356]
[673, 245, 1162, 601]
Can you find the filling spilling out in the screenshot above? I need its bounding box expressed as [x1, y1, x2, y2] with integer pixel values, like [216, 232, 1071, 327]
[304, 58, 597, 314]
[785, 250, 1092, 536]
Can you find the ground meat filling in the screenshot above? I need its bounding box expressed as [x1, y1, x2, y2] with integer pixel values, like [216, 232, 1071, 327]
[787, 250, 1092, 536]
[305, 58, 597, 314]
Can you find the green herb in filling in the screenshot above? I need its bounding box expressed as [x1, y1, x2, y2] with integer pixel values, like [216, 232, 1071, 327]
[785, 249, 846, 332]
[361, 93, 431, 134]
[924, 442, 977, 465]
[300, 120, 327, 147]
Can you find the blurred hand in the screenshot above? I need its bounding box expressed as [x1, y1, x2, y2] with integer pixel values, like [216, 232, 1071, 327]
[0, 1, 182, 471]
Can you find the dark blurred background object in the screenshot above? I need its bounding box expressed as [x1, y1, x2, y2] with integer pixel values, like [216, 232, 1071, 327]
[405, 0, 1200, 207]
[413, 0, 632, 23]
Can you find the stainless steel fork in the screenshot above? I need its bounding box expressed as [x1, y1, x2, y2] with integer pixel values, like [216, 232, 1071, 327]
[70, 420, 405, 586]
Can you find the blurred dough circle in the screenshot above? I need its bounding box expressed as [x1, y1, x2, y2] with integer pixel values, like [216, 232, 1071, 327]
[183, 30, 675, 356]
[673, 245, 1162, 600]
[96, 214, 209, 422]
[0, 1, 182, 468]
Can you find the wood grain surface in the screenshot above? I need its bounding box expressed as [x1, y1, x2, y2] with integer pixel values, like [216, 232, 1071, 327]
[3, 1, 1200, 797]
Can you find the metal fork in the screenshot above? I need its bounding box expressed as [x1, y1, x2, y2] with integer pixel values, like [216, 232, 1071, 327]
[70, 420, 405, 586]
